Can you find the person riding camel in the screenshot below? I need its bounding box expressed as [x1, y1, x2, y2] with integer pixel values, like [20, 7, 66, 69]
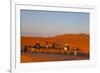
[34, 41, 41, 49]
[64, 43, 70, 51]
[46, 41, 49, 49]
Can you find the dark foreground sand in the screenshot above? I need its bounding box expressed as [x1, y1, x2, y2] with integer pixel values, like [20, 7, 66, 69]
[21, 53, 89, 63]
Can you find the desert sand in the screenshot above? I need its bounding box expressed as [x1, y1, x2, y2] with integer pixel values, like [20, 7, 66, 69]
[21, 34, 89, 63]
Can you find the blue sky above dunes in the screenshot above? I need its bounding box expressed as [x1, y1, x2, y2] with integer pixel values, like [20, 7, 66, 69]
[21, 10, 89, 37]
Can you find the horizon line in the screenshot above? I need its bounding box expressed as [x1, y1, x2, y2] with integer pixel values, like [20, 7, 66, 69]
[21, 33, 89, 38]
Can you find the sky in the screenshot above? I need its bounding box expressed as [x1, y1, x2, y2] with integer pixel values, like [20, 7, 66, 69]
[20, 10, 89, 37]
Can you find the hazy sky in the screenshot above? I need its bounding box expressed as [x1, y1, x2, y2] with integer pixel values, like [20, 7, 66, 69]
[21, 10, 89, 37]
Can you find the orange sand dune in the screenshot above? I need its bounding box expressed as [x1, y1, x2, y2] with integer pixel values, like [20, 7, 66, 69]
[21, 34, 89, 53]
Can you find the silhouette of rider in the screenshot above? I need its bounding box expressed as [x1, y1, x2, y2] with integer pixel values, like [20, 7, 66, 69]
[34, 41, 41, 49]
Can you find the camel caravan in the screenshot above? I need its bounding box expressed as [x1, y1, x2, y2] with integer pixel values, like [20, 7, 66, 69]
[21, 41, 83, 56]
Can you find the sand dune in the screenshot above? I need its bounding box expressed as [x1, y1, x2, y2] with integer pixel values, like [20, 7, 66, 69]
[21, 34, 89, 53]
